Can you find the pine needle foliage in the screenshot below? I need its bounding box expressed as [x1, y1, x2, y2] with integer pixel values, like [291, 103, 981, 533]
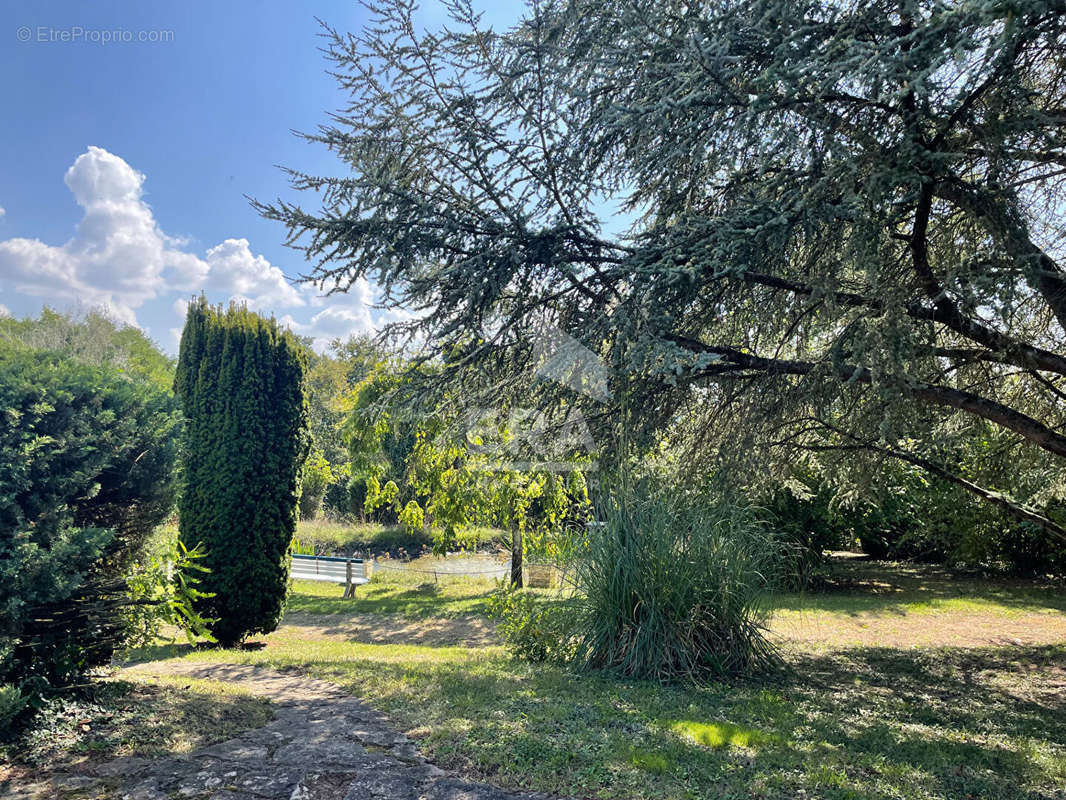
[174, 298, 310, 647]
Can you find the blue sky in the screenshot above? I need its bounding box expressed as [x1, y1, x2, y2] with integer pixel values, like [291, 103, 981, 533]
[0, 1, 525, 352]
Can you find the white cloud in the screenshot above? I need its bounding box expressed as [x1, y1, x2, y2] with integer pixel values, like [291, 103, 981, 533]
[165, 250, 210, 290]
[0, 206, 6, 218]
[272, 278, 417, 352]
[282, 305, 375, 352]
[0, 146, 189, 324]
[0, 303, 9, 317]
[203, 238, 304, 309]
[0, 147, 385, 351]
[168, 327, 184, 352]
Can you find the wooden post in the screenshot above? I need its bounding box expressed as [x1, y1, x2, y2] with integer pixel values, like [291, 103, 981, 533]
[344, 559, 353, 599]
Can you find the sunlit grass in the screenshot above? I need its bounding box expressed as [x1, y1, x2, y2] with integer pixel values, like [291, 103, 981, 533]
[627, 748, 671, 774]
[773, 590, 1066, 616]
[286, 577, 501, 617]
[285, 572, 566, 618]
[671, 719, 774, 749]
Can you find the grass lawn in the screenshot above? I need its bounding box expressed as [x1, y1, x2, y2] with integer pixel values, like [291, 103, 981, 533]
[121, 557, 1066, 800]
[771, 556, 1066, 649]
[286, 576, 498, 617]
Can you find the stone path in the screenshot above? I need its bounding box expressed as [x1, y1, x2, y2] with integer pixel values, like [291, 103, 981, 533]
[9, 662, 562, 800]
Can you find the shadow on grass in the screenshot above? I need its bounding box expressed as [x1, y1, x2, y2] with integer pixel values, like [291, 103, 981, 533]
[782, 644, 1066, 738]
[277, 610, 500, 647]
[121, 641, 202, 665]
[2, 675, 274, 779]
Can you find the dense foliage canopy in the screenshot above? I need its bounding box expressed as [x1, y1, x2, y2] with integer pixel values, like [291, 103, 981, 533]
[261, 0, 1066, 548]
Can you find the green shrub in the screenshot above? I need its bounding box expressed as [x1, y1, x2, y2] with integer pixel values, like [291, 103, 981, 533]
[487, 583, 574, 662]
[174, 299, 310, 647]
[347, 474, 370, 519]
[323, 479, 353, 518]
[949, 509, 1066, 577]
[398, 500, 425, 535]
[0, 343, 180, 710]
[571, 480, 780, 681]
[362, 476, 400, 525]
[299, 448, 334, 520]
[851, 474, 1066, 575]
[0, 685, 26, 737]
[759, 482, 858, 588]
[123, 539, 216, 648]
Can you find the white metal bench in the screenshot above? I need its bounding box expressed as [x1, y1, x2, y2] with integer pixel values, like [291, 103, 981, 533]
[291, 554, 372, 598]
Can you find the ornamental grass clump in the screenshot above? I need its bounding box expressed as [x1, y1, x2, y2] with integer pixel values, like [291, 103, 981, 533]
[573, 481, 779, 681]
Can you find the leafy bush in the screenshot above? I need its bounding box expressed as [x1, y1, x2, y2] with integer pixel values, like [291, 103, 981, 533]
[571, 480, 780, 681]
[298, 448, 334, 520]
[0, 341, 180, 716]
[851, 471, 1066, 575]
[993, 513, 1066, 576]
[343, 472, 400, 523]
[0, 685, 26, 737]
[323, 479, 354, 518]
[760, 483, 856, 588]
[487, 583, 574, 662]
[174, 299, 310, 647]
[123, 539, 216, 648]
[398, 500, 425, 535]
[346, 474, 370, 519]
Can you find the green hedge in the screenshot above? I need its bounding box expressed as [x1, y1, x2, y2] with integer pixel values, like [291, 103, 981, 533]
[0, 345, 179, 724]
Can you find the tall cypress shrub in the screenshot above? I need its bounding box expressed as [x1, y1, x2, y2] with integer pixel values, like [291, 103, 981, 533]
[174, 298, 309, 646]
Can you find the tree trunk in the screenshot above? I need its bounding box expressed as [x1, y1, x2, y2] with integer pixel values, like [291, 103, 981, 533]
[510, 527, 523, 587]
